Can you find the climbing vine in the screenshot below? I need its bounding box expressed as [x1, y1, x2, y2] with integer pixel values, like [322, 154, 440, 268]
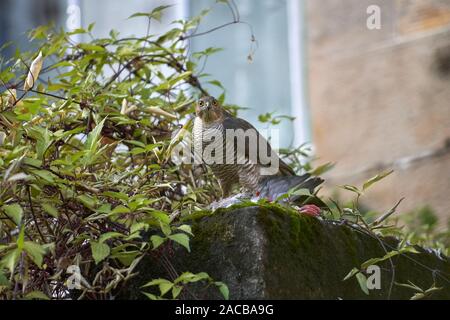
[0, 4, 244, 300]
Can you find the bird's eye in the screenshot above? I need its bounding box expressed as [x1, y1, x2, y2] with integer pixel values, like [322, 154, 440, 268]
[199, 101, 204, 106]
[212, 100, 218, 106]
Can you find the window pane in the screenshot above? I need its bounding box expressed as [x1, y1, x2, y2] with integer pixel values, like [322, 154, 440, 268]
[189, 0, 294, 147]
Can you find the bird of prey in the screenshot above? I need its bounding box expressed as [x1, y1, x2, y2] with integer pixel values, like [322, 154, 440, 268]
[192, 96, 323, 200]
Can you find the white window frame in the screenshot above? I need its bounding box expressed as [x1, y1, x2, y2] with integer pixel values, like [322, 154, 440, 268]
[287, 0, 311, 147]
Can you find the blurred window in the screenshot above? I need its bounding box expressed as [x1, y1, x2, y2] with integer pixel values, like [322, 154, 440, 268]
[188, 0, 310, 148]
[0, 0, 311, 148]
[0, 0, 65, 56]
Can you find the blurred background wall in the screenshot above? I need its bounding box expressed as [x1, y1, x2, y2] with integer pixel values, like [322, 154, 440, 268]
[306, 0, 450, 225]
[0, 0, 449, 225]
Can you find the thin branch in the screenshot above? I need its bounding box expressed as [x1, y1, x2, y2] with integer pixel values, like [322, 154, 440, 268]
[371, 197, 405, 227]
[12, 58, 35, 106]
[224, 0, 237, 22]
[0, 77, 16, 105]
[12, 252, 26, 300]
[27, 186, 46, 243]
[180, 21, 239, 40]
[230, 0, 240, 21]
[140, 17, 152, 56]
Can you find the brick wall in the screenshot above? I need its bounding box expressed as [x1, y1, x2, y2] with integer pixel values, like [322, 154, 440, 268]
[306, 0, 450, 224]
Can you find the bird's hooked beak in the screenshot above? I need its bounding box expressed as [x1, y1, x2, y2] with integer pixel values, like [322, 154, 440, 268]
[201, 101, 211, 112]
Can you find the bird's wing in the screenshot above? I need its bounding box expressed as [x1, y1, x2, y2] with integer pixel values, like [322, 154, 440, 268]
[222, 112, 295, 176]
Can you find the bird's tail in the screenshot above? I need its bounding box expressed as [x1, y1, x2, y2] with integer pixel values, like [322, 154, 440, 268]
[258, 173, 324, 199]
[288, 174, 324, 193]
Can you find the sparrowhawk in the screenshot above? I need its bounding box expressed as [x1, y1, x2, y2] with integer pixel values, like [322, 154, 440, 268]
[193, 96, 323, 200]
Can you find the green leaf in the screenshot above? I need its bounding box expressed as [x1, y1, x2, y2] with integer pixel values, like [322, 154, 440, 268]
[424, 286, 443, 295]
[363, 170, 394, 191]
[395, 281, 424, 292]
[343, 267, 359, 281]
[103, 191, 129, 201]
[360, 247, 417, 270]
[24, 291, 50, 300]
[356, 273, 369, 295]
[176, 224, 193, 236]
[77, 194, 97, 209]
[258, 112, 272, 123]
[168, 233, 190, 252]
[150, 235, 165, 250]
[41, 203, 58, 217]
[160, 221, 171, 237]
[23, 241, 46, 268]
[340, 185, 362, 196]
[175, 272, 210, 283]
[193, 47, 223, 59]
[130, 147, 146, 155]
[2, 204, 23, 225]
[208, 80, 224, 89]
[0, 270, 10, 287]
[172, 285, 183, 299]
[148, 5, 173, 21]
[26, 126, 52, 160]
[91, 241, 110, 264]
[360, 258, 382, 270]
[411, 292, 425, 300]
[111, 250, 140, 266]
[31, 169, 55, 183]
[111, 205, 131, 215]
[142, 292, 160, 300]
[85, 118, 106, 152]
[401, 246, 420, 254]
[215, 281, 229, 300]
[159, 281, 173, 296]
[78, 43, 105, 52]
[99, 232, 123, 243]
[128, 5, 173, 22]
[67, 28, 87, 35]
[0, 248, 20, 273]
[130, 222, 148, 234]
[310, 162, 335, 176]
[17, 225, 25, 250]
[87, 22, 95, 32]
[148, 210, 170, 224]
[142, 278, 171, 288]
[15, 98, 42, 121]
[128, 12, 151, 19]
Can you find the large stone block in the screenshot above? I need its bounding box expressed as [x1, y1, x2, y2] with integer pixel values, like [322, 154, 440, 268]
[309, 32, 450, 176]
[121, 207, 450, 299]
[306, 0, 450, 222]
[306, 0, 396, 61]
[328, 151, 450, 223]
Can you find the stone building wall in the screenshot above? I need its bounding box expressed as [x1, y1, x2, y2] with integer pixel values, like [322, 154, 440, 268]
[306, 0, 450, 224]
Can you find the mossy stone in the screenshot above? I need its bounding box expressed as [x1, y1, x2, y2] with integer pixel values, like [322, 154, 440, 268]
[120, 206, 450, 299]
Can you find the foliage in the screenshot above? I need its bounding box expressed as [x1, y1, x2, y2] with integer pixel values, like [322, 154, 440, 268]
[0, 6, 232, 300]
[331, 171, 450, 299]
